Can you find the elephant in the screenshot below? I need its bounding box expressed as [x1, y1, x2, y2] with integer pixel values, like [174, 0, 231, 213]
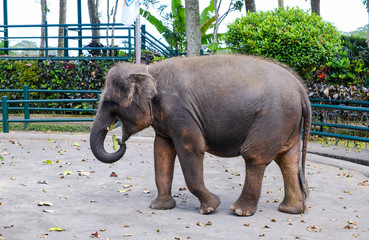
[89, 54, 311, 216]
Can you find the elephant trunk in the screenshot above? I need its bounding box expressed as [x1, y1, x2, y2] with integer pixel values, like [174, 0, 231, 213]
[90, 113, 127, 164]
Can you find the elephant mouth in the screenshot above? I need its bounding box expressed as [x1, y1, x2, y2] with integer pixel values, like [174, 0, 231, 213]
[90, 115, 129, 164]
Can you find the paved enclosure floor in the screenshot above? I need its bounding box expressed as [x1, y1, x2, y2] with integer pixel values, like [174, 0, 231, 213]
[0, 130, 369, 240]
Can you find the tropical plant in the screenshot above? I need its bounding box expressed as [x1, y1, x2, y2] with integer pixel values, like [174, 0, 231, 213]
[140, 0, 220, 52]
[341, 34, 369, 67]
[0, 41, 5, 55]
[316, 50, 369, 86]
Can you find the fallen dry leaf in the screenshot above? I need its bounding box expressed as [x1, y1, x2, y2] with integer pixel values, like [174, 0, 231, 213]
[197, 222, 205, 227]
[49, 227, 65, 232]
[205, 221, 212, 226]
[37, 180, 48, 184]
[90, 232, 100, 238]
[38, 201, 53, 207]
[343, 220, 358, 229]
[78, 172, 90, 176]
[307, 225, 322, 232]
[110, 172, 118, 177]
[43, 209, 55, 213]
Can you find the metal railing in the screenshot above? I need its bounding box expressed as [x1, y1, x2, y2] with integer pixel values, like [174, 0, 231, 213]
[1, 88, 369, 143]
[0, 23, 176, 61]
[310, 98, 369, 143]
[1, 86, 102, 133]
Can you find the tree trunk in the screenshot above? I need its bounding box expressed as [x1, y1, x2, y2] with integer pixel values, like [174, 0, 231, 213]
[185, 0, 201, 57]
[311, 0, 320, 15]
[40, 0, 47, 57]
[367, 0, 369, 49]
[245, 0, 256, 13]
[110, 0, 120, 56]
[58, 0, 67, 57]
[88, 0, 100, 43]
[106, 0, 110, 52]
[212, 0, 219, 46]
[278, 0, 284, 8]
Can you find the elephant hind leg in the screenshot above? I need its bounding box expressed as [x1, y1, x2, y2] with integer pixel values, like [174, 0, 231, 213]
[231, 159, 268, 216]
[275, 141, 306, 214]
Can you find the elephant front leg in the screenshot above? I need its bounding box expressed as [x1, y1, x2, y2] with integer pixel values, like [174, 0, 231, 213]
[150, 135, 177, 210]
[175, 131, 220, 214]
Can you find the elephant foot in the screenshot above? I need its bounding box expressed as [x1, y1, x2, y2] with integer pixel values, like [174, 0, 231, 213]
[230, 200, 258, 216]
[199, 194, 221, 214]
[150, 196, 176, 210]
[278, 199, 305, 214]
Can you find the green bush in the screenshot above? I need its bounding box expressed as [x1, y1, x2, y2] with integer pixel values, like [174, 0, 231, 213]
[0, 41, 5, 55]
[0, 59, 114, 91]
[341, 35, 369, 67]
[316, 50, 369, 86]
[225, 7, 342, 81]
[0, 59, 116, 112]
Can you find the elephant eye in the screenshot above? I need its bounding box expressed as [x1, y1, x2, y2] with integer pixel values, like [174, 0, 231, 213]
[102, 100, 118, 109]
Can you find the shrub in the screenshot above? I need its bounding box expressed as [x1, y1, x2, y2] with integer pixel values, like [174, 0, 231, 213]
[316, 50, 369, 86]
[0, 59, 114, 92]
[225, 7, 342, 81]
[341, 35, 369, 67]
[0, 41, 5, 55]
[0, 59, 115, 112]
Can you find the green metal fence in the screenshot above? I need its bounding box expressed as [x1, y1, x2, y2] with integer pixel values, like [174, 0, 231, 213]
[310, 98, 369, 143]
[1, 88, 369, 143]
[1, 86, 102, 133]
[0, 23, 177, 61]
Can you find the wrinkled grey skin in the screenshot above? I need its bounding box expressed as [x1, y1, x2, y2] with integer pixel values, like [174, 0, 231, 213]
[90, 54, 311, 216]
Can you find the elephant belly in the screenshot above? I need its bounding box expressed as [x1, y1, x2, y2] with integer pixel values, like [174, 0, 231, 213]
[205, 135, 244, 158]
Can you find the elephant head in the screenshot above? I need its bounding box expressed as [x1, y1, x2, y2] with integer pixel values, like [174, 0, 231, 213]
[90, 64, 157, 163]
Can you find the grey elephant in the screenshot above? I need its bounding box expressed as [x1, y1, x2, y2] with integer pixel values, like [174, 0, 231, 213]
[89, 54, 311, 216]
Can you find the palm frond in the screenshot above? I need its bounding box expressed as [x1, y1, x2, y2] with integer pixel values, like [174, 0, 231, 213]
[140, 8, 170, 35]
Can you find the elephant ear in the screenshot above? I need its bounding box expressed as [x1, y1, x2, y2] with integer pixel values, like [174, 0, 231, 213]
[128, 73, 157, 102]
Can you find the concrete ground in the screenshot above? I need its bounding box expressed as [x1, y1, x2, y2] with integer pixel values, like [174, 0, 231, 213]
[0, 128, 368, 240]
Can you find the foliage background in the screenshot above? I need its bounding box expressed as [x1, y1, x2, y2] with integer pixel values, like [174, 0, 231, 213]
[225, 7, 369, 87]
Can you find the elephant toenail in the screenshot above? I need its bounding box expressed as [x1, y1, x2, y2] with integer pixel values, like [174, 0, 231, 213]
[246, 211, 251, 216]
[235, 209, 243, 216]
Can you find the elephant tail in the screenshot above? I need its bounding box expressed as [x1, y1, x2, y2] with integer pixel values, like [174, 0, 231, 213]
[300, 88, 312, 212]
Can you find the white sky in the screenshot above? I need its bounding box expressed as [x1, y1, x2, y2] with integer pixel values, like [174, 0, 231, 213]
[0, 0, 368, 48]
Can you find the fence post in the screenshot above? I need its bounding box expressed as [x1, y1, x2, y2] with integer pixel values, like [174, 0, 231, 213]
[64, 26, 69, 57]
[3, 0, 9, 55]
[23, 85, 30, 130]
[141, 24, 146, 50]
[45, 21, 49, 59]
[128, 27, 132, 59]
[2, 96, 9, 133]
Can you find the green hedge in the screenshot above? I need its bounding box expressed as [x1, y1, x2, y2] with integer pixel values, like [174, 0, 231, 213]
[0, 59, 116, 112]
[0, 59, 114, 91]
[225, 7, 342, 82]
